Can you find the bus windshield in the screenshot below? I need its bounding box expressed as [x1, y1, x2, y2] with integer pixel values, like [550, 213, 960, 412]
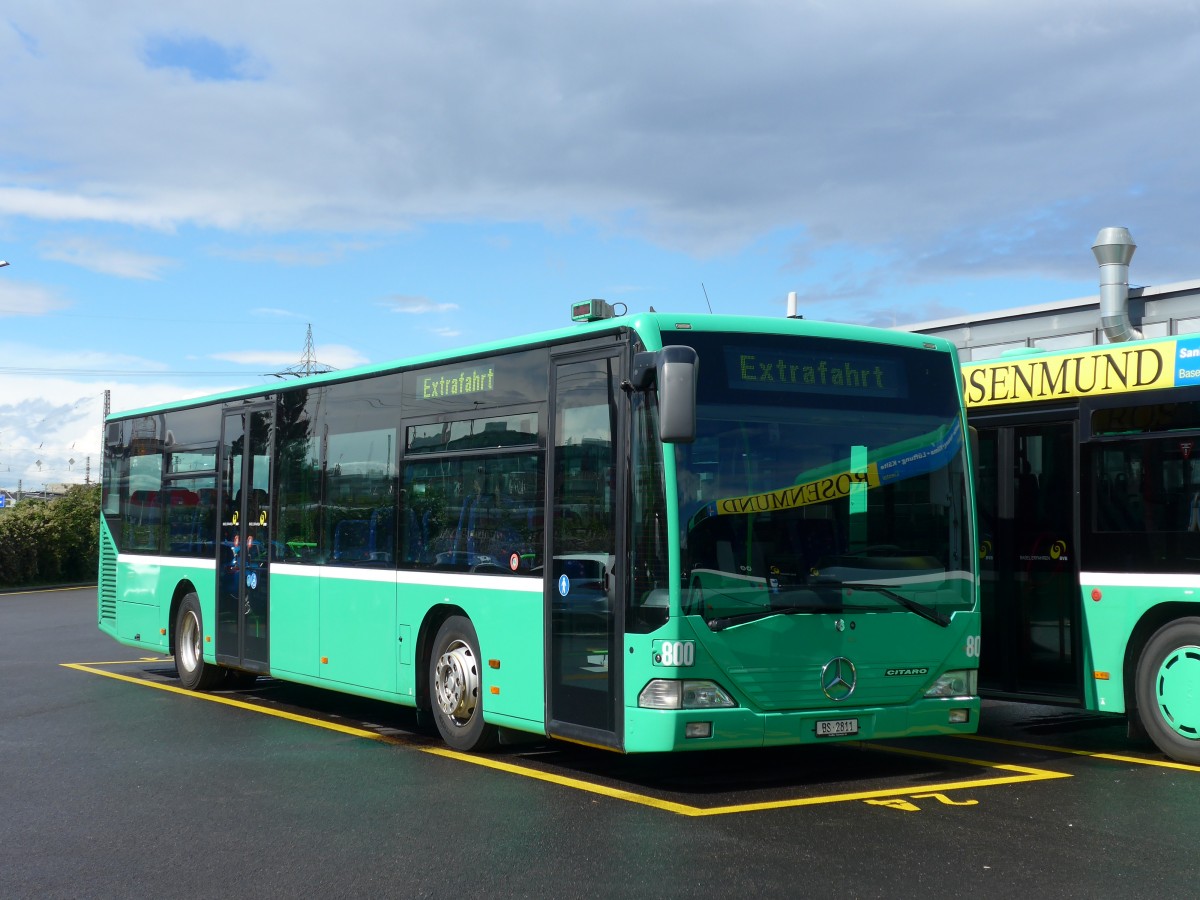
[671, 333, 974, 629]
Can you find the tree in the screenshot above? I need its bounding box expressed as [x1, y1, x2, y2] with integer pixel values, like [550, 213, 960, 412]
[0, 485, 101, 588]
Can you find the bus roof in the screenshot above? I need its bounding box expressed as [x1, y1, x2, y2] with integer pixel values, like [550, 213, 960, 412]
[109, 310, 960, 420]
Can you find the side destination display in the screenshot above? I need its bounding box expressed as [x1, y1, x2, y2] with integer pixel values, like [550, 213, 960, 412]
[962, 337, 1200, 408]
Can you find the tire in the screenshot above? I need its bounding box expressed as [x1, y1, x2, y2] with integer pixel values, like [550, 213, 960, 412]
[1134, 617, 1200, 764]
[428, 615, 498, 752]
[175, 593, 223, 691]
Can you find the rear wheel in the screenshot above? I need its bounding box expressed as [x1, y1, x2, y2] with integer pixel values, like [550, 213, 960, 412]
[175, 593, 223, 691]
[1135, 617, 1200, 764]
[429, 616, 498, 752]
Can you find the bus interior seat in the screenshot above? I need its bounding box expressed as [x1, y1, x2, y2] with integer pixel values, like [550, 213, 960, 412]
[332, 519, 371, 562]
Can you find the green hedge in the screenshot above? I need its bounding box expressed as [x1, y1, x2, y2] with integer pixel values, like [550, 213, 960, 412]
[0, 485, 101, 588]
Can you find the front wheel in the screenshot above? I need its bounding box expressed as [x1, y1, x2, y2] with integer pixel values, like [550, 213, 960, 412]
[175, 593, 223, 691]
[1134, 617, 1200, 764]
[429, 616, 498, 752]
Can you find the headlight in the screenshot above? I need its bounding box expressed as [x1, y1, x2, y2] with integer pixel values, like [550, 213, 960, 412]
[638, 679, 737, 709]
[924, 669, 978, 698]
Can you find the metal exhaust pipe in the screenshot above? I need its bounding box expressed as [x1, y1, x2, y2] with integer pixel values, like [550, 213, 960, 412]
[1091, 226, 1140, 343]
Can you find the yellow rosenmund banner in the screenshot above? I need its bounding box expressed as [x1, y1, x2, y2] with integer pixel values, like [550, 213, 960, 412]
[962, 341, 1177, 408]
[712, 465, 881, 516]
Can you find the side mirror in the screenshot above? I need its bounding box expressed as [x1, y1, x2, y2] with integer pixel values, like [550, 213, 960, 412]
[657, 346, 698, 444]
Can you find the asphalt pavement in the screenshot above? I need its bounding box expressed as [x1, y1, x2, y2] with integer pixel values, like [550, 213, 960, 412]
[3, 587, 1199, 899]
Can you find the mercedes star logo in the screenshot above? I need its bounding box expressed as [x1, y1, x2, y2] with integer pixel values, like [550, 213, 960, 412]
[821, 656, 857, 701]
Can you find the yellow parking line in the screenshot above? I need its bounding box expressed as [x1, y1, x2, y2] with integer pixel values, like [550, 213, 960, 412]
[956, 733, 1200, 772]
[63, 659, 1073, 816]
[1, 585, 94, 597]
[68, 657, 170, 666]
[61, 663, 385, 741]
[422, 746, 702, 815]
[427, 741, 1069, 817]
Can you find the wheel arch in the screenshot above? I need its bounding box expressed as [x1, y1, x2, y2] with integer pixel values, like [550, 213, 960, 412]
[1122, 601, 1199, 721]
[167, 579, 201, 657]
[415, 602, 470, 710]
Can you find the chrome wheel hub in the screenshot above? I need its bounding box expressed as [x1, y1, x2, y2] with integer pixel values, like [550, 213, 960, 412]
[434, 639, 480, 724]
[179, 609, 201, 673]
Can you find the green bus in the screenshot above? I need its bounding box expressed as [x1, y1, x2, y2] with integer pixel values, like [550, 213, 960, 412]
[966, 334, 1200, 762]
[99, 304, 979, 753]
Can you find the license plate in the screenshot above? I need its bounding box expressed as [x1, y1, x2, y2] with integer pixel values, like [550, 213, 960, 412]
[815, 718, 859, 737]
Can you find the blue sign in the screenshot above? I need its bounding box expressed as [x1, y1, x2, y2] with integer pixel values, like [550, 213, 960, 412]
[876, 419, 963, 485]
[557, 574, 570, 596]
[1175, 337, 1200, 387]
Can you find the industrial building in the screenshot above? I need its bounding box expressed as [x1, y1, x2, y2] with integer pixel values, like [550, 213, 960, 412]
[901, 229, 1200, 357]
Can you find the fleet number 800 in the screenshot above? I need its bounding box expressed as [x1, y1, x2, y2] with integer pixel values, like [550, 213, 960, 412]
[655, 640, 695, 667]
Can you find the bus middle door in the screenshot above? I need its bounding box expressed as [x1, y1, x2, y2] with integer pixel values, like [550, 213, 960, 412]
[217, 405, 275, 674]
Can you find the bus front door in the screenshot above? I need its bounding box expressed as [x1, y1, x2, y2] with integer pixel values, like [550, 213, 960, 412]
[216, 406, 275, 674]
[546, 351, 625, 750]
[977, 419, 1081, 701]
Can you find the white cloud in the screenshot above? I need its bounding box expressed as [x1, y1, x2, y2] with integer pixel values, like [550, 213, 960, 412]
[39, 235, 173, 279]
[0, 342, 170, 374]
[0, 187, 180, 230]
[211, 344, 367, 369]
[1, 0, 1195, 281]
[0, 279, 70, 316]
[208, 350, 298, 368]
[383, 295, 459, 315]
[0, 375, 237, 489]
[213, 239, 381, 266]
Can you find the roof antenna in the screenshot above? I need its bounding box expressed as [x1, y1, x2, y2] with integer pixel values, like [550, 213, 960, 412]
[701, 283, 714, 313]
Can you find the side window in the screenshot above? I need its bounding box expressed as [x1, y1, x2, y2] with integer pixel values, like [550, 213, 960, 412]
[107, 412, 221, 555]
[629, 391, 669, 632]
[1084, 436, 1200, 573]
[102, 422, 127, 541]
[319, 377, 402, 567]
[401, 410, 543, 573]
[162, 424, 219, 558]
[124, 447, 164, 552]
[275, 390, 322, 563]
[325, 428, 397, 566]
[553, 367, 616, 566]
[162, 477, 217, 557]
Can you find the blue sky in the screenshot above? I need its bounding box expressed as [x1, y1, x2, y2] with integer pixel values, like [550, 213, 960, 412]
[2, 1, 1199, 491]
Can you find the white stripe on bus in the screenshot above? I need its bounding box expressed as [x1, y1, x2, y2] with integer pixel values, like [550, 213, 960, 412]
[1079, 571, 1200, 589]
[116, 555, 542, 593]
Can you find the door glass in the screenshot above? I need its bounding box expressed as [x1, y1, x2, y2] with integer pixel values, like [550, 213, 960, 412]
[217, 413, 245, 657]
[218, 409, 273, 669]
[976, 422, 1078, 699]
[1011, 423, 1075, 693]
[976, 428, 1006, 692]
[243, 409, 272, 666]
[549, 357, 619, 734]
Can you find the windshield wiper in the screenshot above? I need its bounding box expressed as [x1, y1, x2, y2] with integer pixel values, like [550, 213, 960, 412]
[706, 604, 831, 632]
[704, 585, 951, 631]
[838, 582, 951, 628]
